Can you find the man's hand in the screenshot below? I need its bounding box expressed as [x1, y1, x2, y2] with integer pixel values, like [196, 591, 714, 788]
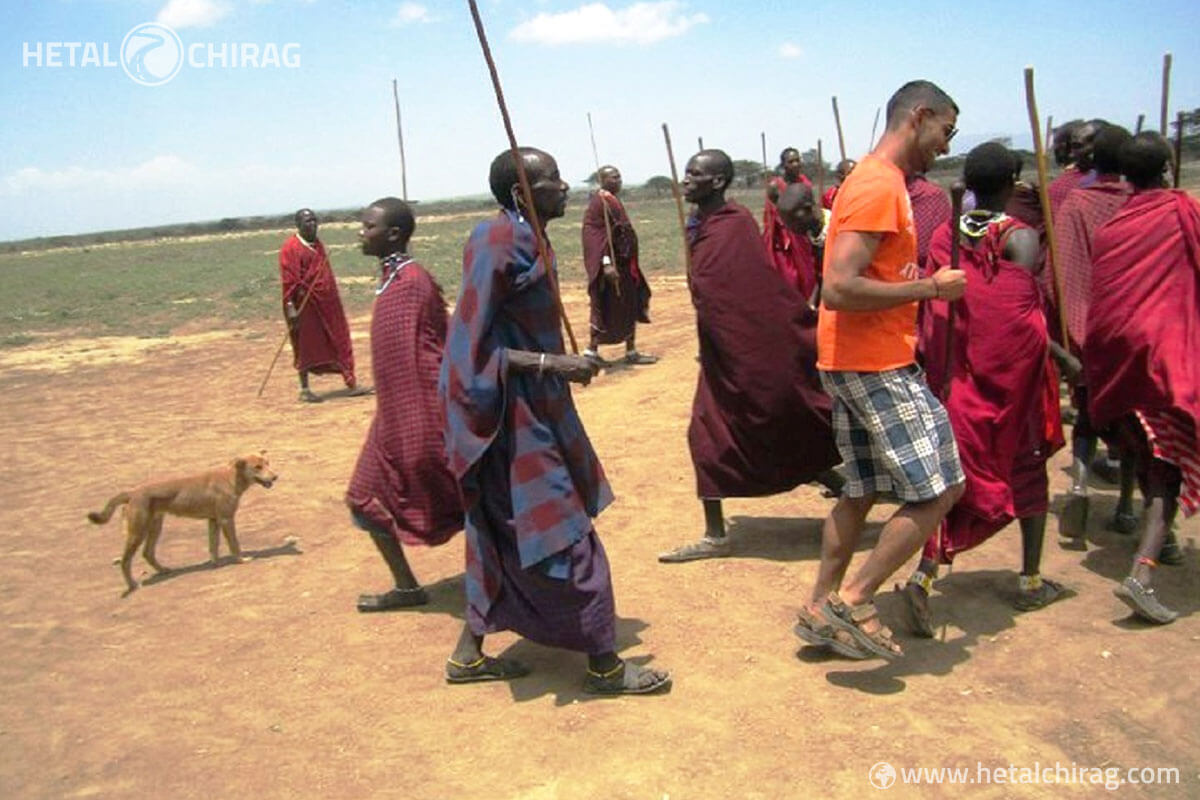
[931, 267, 967, 301]
[285, 300, 299, 322]
[601, 255, 619, 287]
[552, 354, 599, 386]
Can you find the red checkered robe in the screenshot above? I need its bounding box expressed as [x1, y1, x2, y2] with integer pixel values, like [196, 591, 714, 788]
[907, 175, 951, 273]
[763, 175, 818, 298]
[345, 255, 462, 546]
[581, 190, 651, 344]
[278, 234, 356, 386]
[1086, 189, 1200, 516]
[1052, 176, 1131, 349]
[919, 215, 1064, 562]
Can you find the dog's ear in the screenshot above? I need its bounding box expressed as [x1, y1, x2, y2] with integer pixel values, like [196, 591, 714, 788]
[234, 457, 248, 473]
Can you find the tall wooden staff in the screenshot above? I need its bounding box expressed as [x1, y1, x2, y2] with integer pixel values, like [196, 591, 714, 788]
[940, 182, 965, 400]
[256, 258, 323, 397]
[868, 106, 881, 150]
[815, 139, 825, 200]
[467, 0, 578, 353]
[392, 79, 409, 202]
[1024, 66, 1071, 348]
[831, 96, 847, 163]
[761, 131, 768, 172]
[698, 136, 704, 150]
[661, 123, 692, 278]
[586, 112, 620, 298]
[1045, 115, 1053, 155]
[1173, 111, 1184, 189]
[1135, 113, 1145, 134]
[1160, 52, 1172, 135]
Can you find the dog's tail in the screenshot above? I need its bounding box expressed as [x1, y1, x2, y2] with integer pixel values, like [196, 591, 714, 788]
[87, 493, 131, 525]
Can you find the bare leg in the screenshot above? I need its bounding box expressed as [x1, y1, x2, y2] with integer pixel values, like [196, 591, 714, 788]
[355, 521, 427, 611]
[370, 529, 419, 589]
[298, 370, 322, 402]
[444, 623, 530, 683]
[657, 498, 729, 562]
[806, 493, 875, 611]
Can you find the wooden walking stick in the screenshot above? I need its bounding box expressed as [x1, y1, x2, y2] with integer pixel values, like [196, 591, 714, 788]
[1024, 66, 1071, 349]
[815, 139, 825, 201]
[1135, 113, 1145, 134]
[392, 79, 409, 202]
[1173, 110, 1184, 189]
[761, 131, 768, 172]
[1160, 52, 1172, 136]
[586, 112, 620, 298]
[661, 123, 693, 278]
[698, 136, 704, 150]
[940, 182, 965, 401]
[868, 106, 881, 150]
[467, 0, 578, 353]
[256, 258, 323, 398]
[1045, 115, 1053, 155]
[831, 95, 847, 163]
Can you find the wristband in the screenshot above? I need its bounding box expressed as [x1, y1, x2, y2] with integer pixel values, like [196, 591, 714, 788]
[538, 353, 546, 377]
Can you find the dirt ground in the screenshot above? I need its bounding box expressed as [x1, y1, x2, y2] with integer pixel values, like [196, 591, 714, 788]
[1, 276, 1197, 799]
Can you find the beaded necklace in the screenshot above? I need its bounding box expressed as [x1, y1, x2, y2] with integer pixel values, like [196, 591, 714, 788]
[376, 254, 413, 295]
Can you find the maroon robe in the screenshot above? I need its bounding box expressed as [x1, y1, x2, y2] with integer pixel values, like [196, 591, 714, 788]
[1085, 189, 1200, 516]
[278, 234, 356, 386]
[1047, 167, 1085, 217]
[919, 217, 1065, 562]
[907, 175, 951, 273]
[688, 202, 840, 498]
[581, 190, 651, 344]
[1052, 177, 1131, 349]
[763, 175, 818, 298]
[346, 259, 463, 545]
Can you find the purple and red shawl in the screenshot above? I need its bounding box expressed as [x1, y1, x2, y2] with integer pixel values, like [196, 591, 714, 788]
[441, 209, 614, 627]
[345, 256, 462, 546]
[687, 201, 840, 498]
[581, 190, 651, 344]
[919, 217, 1065, 562]
[1086, 189, 1200, 516]
[278, 234, 356, 386]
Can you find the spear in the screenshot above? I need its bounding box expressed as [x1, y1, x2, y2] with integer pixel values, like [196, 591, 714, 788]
[392, 79, 408, 202]
[831, 96, 847, 163]
[586, 112, 620, 298]
[661, 123, 692, 279]
[868, 106, 881, 150]
[1024, 66, 1071, 348]
[1160, 52, 1172, 136]
[467, 0, 578, 353]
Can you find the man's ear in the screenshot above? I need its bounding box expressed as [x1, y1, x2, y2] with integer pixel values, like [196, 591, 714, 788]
[713, 173, 728, 191]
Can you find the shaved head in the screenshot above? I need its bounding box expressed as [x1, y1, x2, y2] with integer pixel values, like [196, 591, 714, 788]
[1120, 132, 1172, 189]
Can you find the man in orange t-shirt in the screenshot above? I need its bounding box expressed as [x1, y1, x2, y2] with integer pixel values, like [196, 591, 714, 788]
[794, 80, 967, 661]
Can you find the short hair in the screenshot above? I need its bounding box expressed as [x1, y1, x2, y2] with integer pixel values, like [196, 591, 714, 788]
[1120, 132, 1172, 189]
[697, 149, 734, 185]
[294, 208, 315, 225]
[1092, 124, 1132, 174]
[368, 197, 415, 239]
[488, 146, 548, 209]
[779, 147, 799, 163]
[885, 80, 959, 129]
[963, 142, 1016, 198]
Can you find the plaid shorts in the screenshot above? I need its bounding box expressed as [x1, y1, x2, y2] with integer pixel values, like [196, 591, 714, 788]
[819, 365, 964, 502]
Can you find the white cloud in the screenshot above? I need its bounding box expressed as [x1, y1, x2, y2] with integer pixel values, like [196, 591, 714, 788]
[156, 0, 231, 30]
[778, 42, 802, 59]
[391, 2, 435, 26]
[3, 156, 198, 194]
[509, 1, 708, 46]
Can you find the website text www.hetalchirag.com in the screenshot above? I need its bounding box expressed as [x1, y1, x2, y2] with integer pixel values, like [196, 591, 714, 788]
[866, 760, 1182, 791]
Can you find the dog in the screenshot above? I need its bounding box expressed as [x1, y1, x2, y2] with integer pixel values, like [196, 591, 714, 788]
[87, 453, 278, 595]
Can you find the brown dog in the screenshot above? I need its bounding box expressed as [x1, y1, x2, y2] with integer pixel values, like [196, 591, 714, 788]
[87, 454, 278, 595]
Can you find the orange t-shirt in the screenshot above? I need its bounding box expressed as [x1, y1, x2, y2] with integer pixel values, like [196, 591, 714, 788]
[816, 154, 920, 372]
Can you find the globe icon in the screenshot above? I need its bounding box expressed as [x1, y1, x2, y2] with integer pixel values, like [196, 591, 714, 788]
[869, 761, 897, 790]
[121, 22, 184, 86]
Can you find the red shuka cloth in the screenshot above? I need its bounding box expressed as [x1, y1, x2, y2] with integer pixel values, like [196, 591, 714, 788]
[1047, 167, 1085, 217]
[581, 190, 651, 344]
[1085, 189, 1200, 516]
[346, 259, 463, 545]
[821, 185, 839, 211]
[919, 217, 1065, 562]
[907, 175, 951, 272]
[1052, 178, 1130, 348]
[278, 234, 356, 386]
[688, 202, 840, 498]
[762, 176, 818, 298]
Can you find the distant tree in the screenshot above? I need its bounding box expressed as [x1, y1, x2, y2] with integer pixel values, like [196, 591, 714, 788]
[799, 148, 831, 182]
[732, 159, 768, 188]
[644, 175, 674, 196]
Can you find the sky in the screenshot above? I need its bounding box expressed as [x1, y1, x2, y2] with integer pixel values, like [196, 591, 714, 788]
[2, 0, 1198, 240]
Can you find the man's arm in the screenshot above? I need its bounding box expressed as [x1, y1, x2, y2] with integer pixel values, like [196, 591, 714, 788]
[820, 230, 965, 311]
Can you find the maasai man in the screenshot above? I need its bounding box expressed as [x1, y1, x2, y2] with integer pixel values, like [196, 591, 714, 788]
[796, 80, 966, 661]
[440, 147, 670, 694]
[907, 172, 951, 272]
[778, 182, 831, 305]
[1086, 132, 1199, 623]
[763, 147, 818, 297]
[346, 198, 463, 612]
[278, 208, 368, 402]
[901, 143, 1068, 635]
[657, 151, 841, 564]
[580, 165, 656, 367]
[1046, 119, 1092, 215]
[822, 159, 857, 210]
[1053, 124, 1134, 538]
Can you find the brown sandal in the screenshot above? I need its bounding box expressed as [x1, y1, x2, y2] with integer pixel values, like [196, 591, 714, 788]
[820, 592, 903, 660]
